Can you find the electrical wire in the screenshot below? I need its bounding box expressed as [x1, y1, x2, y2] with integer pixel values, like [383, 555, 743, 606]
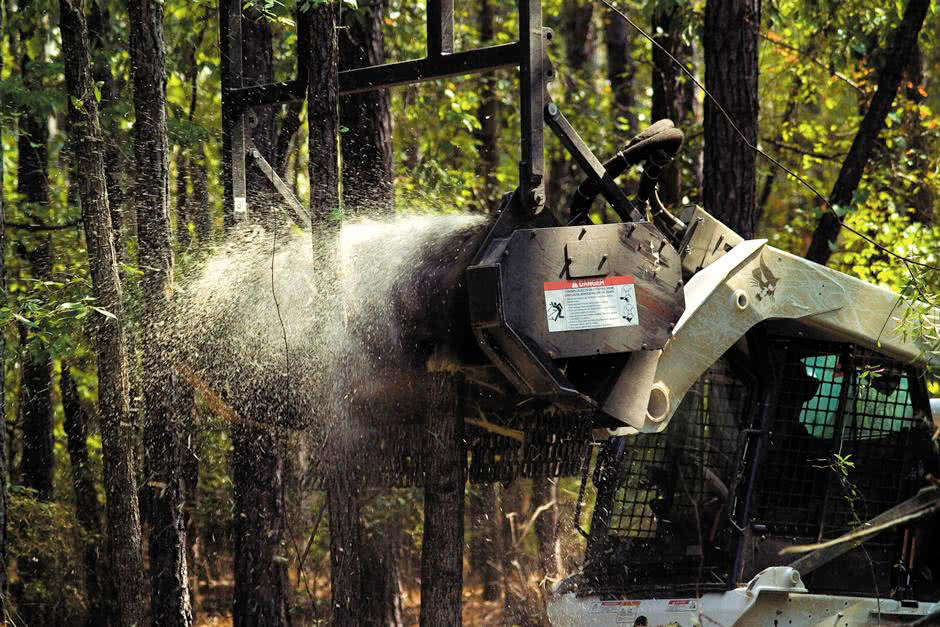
[595, 0, 940, 274]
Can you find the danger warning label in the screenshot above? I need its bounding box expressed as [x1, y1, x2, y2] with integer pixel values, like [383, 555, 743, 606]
[544, 276, 638, 333]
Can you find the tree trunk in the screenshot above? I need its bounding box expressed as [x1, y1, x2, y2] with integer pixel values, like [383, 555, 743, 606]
[192, 149, 211, 243]
[308, 1, 340, 223]
[532, 477, 560, 578]
[129, 0, 193, 622]
[605, 11, 637, 134]
[651, 5, 684, 206]
[420, 374, 466, 626]
[339, 0, 393, 214]
[805, 0, 930, 265]
[62, 367, 105, 626]
[88, 0, 126, 247]
[546, 0, 594, 212]
[228, 5, 292, 624]
[243, 6, 278, 225]
[469, 483, 503, 601]
[0, 0, 7, 609]
[15, 2, 54, 503]
[232, 423, 291, 626]
[703, 0, 760, 238]
[59, 2, 147, 625]
[476, 0, 500, 213]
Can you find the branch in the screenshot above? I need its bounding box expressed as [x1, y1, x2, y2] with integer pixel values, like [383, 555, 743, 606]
[761, 137, 847, 160]
[4, 219, 83, 231]
[756, 29, 863, 93]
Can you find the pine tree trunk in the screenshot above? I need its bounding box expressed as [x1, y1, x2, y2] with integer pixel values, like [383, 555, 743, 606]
[307, 1, 340, 222]
[232, 423, 291, 627]
[0, 0, 7, 608]
[703, 0, 760, 238]
[15, 4, 55, 503]
[339, 0, 393, 214]
[228, 4, 292, 623]
[651, 5, 684, 206]
[129, 0, 193, 622]
[62, 367, 105, 625]
[192, 150, 211, 243]
[58, 2, 146, 625]
[805, 0, 930, 265]
[605, 12, 637, 134]
[546, 0, 594, 211]
[420, 374, 466, 626]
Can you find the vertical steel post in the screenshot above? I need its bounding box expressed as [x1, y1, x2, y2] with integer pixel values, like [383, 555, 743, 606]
[518, 0, 545, 215]
[219, 0, 248, 228]
[427, 0, 454, 58]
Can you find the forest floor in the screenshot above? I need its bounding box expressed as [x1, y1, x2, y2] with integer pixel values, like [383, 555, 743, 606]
[194, 578, 533, 626]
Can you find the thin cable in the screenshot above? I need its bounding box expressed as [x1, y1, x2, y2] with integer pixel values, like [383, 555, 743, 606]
[271, 214, 291, 376]
[596, 0, 940, 274]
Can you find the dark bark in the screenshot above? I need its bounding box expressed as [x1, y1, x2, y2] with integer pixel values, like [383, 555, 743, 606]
[307, 2, 340, 222]
[242, 7, 278, 224]
[62, 367, 105, 626]
[231, 423, 290, 627]
[0, 1, 6, 610]
[651, 6, 684, 206]
[192, 150, 211, 243]
[182, 409, 201, 619]
[362, 522, 404, 626]
[59, 1, 147, 625]
[15, 2, 55, 503]
[228, 6, 290, 626]
[605, 10, 637, 133]
[703, 0, 760, 238]
[88, 0, 125, 245]
[129, 0, 193, 622]
[176, 151, 190, 247]
[469, 483, 502, 601]
[326, 470, 362, 626]
[275, 100, 304, 181]
[546, 0, 594, 212]
[19, 331, 53, 500]
[419, 374, 466, 627]
[805, 0, 930, 265]
[339, 0, 393, 214]
[476, 0, 500, 213]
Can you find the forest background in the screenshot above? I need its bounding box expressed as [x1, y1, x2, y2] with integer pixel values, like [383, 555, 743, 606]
[0, 0, 938, 624]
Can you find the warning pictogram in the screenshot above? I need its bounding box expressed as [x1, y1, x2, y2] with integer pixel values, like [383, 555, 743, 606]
[543, 276, 639, 332]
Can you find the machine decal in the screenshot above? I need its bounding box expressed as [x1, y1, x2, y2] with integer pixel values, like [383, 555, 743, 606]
[750, 254, 779, 301]
[664, 599, 697, 612]
[544, 276, 639, 332]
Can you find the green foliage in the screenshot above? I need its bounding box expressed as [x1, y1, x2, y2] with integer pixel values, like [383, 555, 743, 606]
[7, 490, 90, 626]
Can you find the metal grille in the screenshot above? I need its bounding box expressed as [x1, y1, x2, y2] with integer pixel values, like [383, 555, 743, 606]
[468, 413, 593, 483]
[752, 338, 924, 593]
[604, 358, 752, 584]
[308, 412, 592, 488]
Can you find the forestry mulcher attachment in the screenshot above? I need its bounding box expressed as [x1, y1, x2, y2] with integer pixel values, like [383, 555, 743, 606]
[461, 113, 940, 623]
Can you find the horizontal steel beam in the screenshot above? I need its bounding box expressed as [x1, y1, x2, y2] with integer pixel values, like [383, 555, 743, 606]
[226, 79, 306, 111]
[339, 43, 520, 95]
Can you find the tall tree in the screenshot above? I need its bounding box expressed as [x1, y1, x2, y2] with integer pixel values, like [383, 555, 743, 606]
[16, 0, 54, 503]
[805, 0, 930, 265]
[651, 4, 685, 206]
[419, 373, 465, 626]
[604, 10, 637, 134]
[129, 0, 193, 622]
[58, 0, 147, 624]
[61, 367, 105, 625]
[229, 6, 291, 627]
[703, 0, 760, 238]
[339, 0, 393, 213]
[0, 0, 7, 611]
